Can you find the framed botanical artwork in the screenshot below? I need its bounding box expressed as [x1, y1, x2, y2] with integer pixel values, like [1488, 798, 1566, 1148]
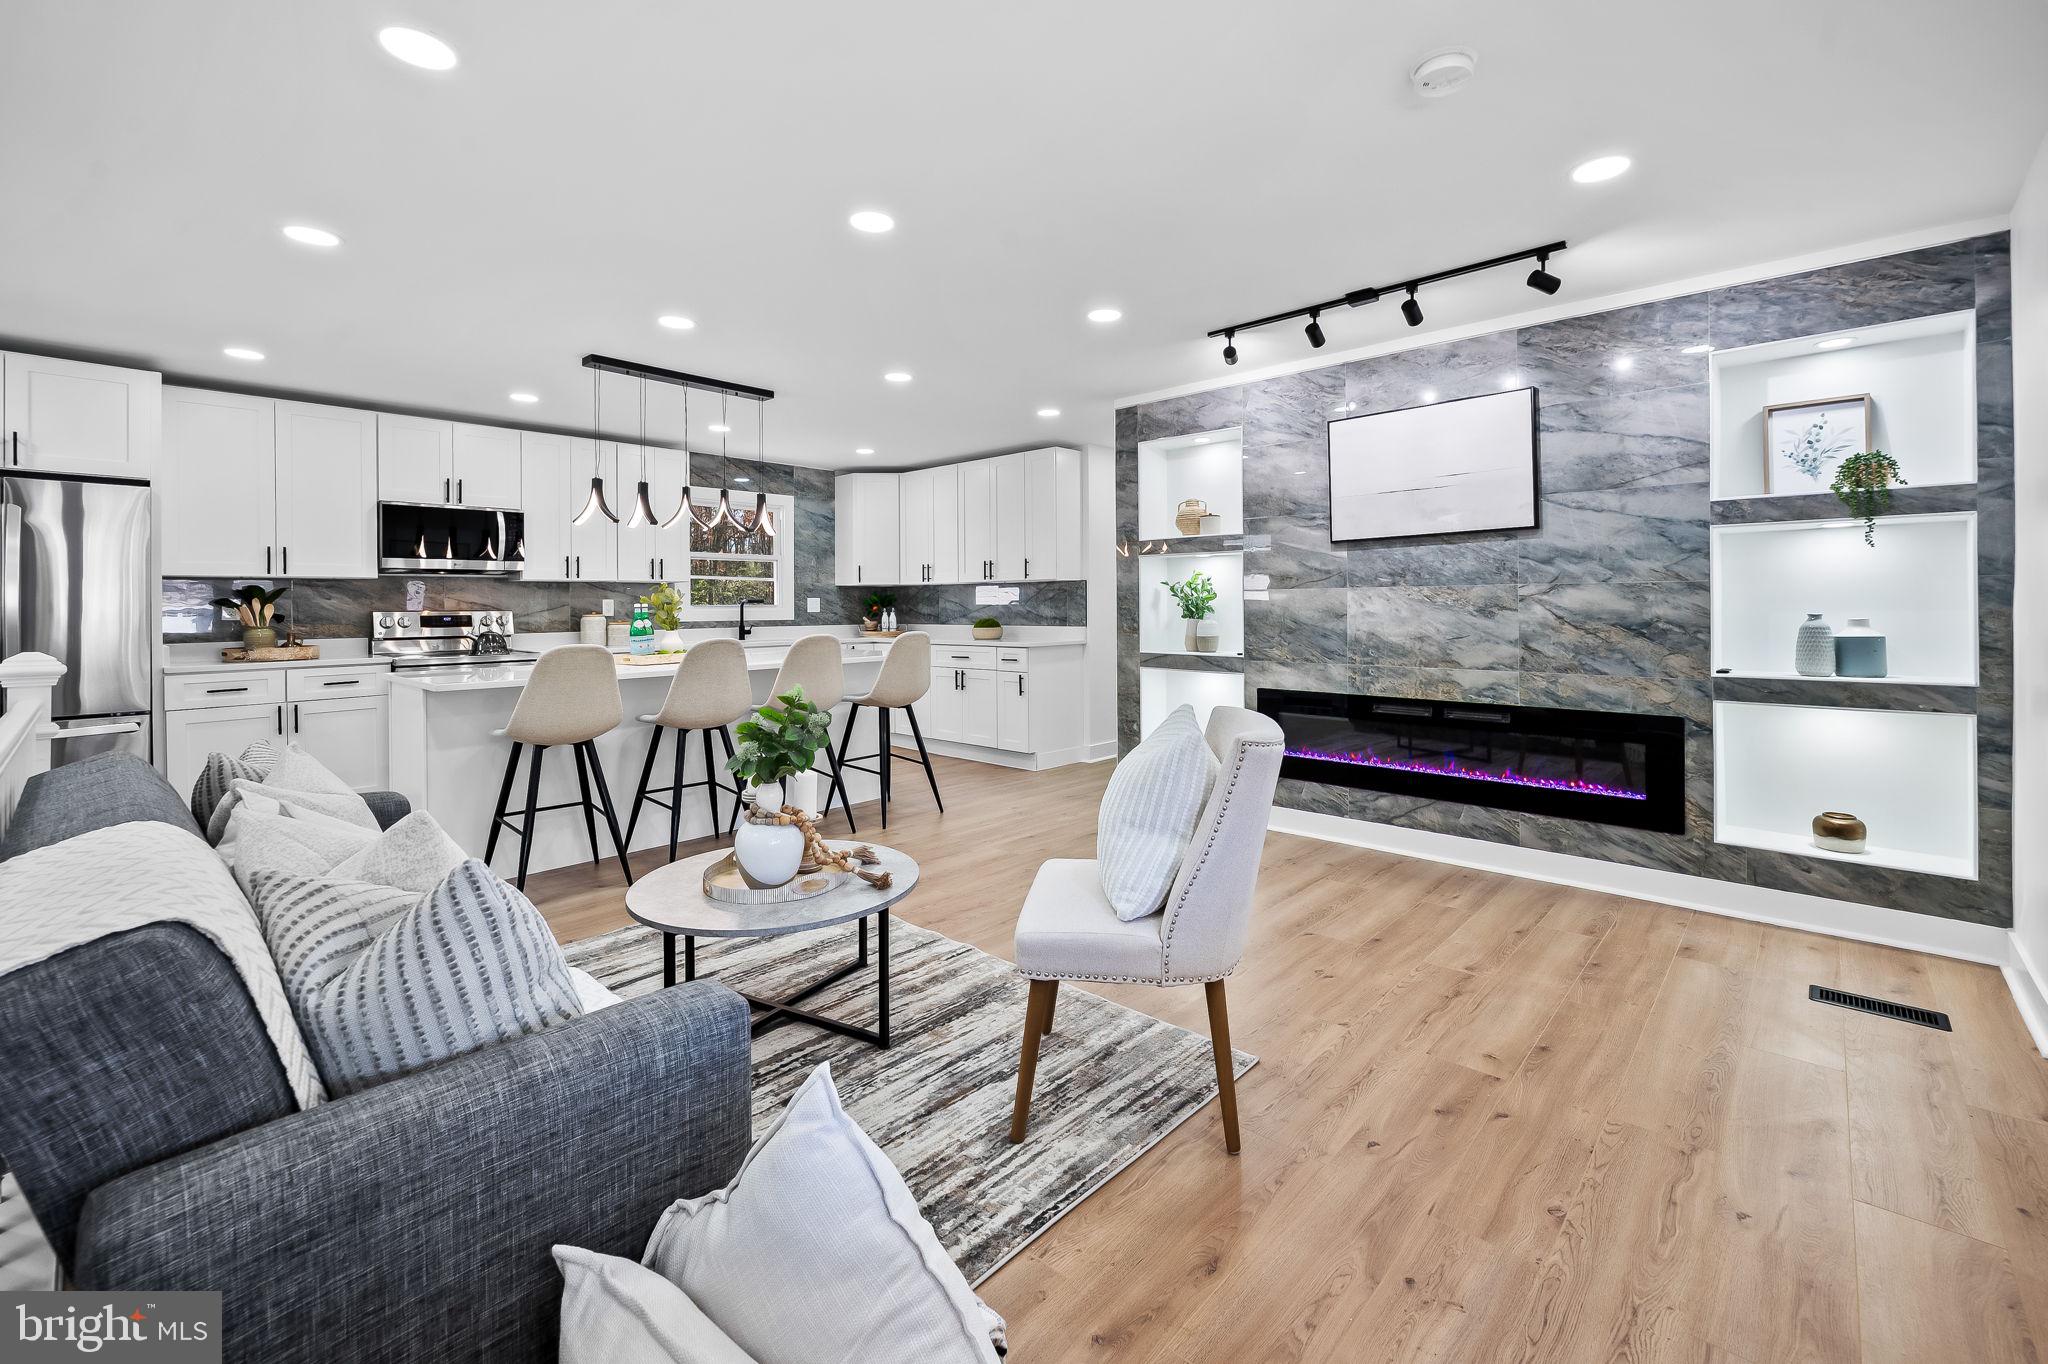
[1764, 393, 1872, 494]
[1326, 387, 1538, 542]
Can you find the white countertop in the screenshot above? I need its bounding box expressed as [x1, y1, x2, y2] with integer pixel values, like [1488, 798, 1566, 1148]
[389, 640, 891, 693]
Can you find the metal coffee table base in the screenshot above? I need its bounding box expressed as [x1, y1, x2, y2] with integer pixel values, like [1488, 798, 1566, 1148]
[663, 910, 891, 1048]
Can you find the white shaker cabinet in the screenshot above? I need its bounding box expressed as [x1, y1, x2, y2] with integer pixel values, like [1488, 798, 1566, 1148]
[164, 702, 284, 800]
[1, 352, 161, 479]
[451, 423, 522, 509]
[956, 459, 997, 582]
[897, 464, 960, 584]
[286, 666, 392, 791]
[896, 643, 1086, 766]
[161, 387, 276, 576]
[993, 452, 1028, 581]
[1021, 446, 1082, 581]
[614, 443, 687, 582]
[275, 401, 378, 577]
[519, 433, 616, 581]
[834, 472, 899, 587]
[377, 413, 453, 504]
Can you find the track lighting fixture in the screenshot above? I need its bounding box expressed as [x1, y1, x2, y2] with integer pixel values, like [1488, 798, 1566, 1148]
[1207, 239, 1566, 355]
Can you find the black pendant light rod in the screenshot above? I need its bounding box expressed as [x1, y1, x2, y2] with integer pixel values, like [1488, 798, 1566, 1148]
[580, 354, 775, 402]
[1204, 240, 1568, 340]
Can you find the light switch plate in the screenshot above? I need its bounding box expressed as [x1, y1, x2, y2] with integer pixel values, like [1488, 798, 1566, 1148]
[601, 598, 615, 616]
[807, 597, 821, 612]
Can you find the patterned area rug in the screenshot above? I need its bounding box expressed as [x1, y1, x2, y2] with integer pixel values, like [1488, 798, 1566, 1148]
[565, 918, 1254, 1285]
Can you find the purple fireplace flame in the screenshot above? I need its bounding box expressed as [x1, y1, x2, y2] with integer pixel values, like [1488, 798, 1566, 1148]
[1285, 745, 1649, 802]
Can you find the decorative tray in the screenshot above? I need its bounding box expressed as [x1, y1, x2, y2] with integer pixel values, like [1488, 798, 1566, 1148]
[620, 652, 686, 666]
[220, 644, 321, 662]
[701, 853, 850, 904]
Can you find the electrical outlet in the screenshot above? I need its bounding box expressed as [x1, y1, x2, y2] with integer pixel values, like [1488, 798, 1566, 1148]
[600, 598, 615, 616]
[807, 597, 821, 613]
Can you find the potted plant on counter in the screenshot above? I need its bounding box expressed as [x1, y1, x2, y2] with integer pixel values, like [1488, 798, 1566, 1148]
[647, 581, 687, 653]
[972, 616, 1003, 640]
[726, 685, 832, 887]
[1165, 570, 1220, 653]
[212, 583, 290, 650]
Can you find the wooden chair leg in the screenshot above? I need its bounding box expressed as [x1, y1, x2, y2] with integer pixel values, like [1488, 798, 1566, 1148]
[1042, 980, 1057, 1035]
[1009, 979, 1057, 1144]
[1204, 979, 1241, 1155]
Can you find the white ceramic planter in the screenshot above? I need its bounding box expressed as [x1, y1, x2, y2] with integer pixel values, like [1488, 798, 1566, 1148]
[1185, 618, 1220, 653]
[656, 629, 686, 653]
[734, 783, 804, 888]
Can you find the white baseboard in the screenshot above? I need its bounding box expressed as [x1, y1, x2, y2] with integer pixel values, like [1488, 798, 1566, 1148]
[1082, 739, 1118, 763]
[2003, 933, 2048, 1058]
[1269, 806, 2010, 966]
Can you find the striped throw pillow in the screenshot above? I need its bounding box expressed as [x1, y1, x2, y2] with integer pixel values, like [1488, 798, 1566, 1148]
[1096, 705, 1218, 921]
[256, 859, 583, 1096]
[189, 739, 281, 834]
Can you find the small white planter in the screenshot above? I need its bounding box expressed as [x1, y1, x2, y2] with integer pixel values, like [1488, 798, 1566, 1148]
[656, 629, 687, 653]
[734, 783, 805, 888]
[1185, 618, 1220, 653]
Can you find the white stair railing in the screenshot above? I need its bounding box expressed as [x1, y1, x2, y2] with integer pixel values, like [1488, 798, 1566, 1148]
[0, 652, 66, 844]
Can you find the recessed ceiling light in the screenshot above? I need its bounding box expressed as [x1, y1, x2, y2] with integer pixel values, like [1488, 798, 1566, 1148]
[222, 346, 265, 361]
[708, 423, 730, 433]
[884, 371, 912, 383]
[1420, 389, 1439, 403]
[377, 26, 457, 71]
[1611, 356, 1635, 372]
[1570, 154, 1631, 184]
[1036, 407, 1060, 418]
[1087, 307, 1123, 324]
[508, 392, 538, 403]
[657, 315, 696, 330]
[1681, 343, 1713, 355]
[1815, 336, 1856, 351]
[848, 210, 895, 234]
[281, 224, 341, 248]
[854, 448, 875, 456]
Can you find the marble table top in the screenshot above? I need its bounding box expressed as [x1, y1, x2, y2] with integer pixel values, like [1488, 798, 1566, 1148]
[624, 841, 919, 938]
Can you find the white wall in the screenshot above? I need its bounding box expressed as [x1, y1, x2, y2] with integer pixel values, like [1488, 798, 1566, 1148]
[2009, 129, 2048, 1050]
[1084, 442, 1117, 755]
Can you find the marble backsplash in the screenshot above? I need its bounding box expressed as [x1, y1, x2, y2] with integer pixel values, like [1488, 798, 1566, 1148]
[165, 453, 1087, 641]
[1116, 233, 2014, 928]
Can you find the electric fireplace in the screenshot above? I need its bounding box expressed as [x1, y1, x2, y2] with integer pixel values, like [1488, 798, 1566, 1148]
[1258, 688, 1686, 834]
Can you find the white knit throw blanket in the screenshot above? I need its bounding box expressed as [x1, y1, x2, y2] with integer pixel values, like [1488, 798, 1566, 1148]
[0, 820, 327, 1108]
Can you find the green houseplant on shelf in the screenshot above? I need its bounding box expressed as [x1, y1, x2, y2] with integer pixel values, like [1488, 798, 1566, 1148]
[726, 684, 833, 887]
[212, 583, 290, 650]
[972, 616, 1003, 640]
[1831, 450, 1907, 547]
[1165, 570, 1220, 653]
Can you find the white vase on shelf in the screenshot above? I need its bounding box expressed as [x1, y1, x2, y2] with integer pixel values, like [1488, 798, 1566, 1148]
[1185, 618, 1220, 653]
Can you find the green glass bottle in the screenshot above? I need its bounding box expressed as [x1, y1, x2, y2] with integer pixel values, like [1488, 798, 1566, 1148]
[629, 599, 653, 656]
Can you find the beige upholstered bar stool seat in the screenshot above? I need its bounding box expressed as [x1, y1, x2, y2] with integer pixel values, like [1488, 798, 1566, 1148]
[1008, 707, 1283, 1153]
[625, 638, 755, 860]
[764, 634, 856, 829]
[836, 631, 942, 828]
[484, 645, 633, 890]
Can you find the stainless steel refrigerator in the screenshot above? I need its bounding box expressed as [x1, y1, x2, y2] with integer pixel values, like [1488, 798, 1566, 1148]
[1, 471, 154, 766]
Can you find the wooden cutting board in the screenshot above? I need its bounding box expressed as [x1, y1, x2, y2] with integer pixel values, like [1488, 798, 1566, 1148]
[219, 645, 321, 662]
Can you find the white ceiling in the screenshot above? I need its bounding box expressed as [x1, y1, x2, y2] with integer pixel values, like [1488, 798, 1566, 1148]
[3, 0, 2045, 469]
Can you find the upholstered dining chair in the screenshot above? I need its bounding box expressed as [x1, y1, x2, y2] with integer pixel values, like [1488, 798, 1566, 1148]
[484, 645, 632, 890]
[625, 638, 754, 858]
[1007, 706, 1283, 1154]
[836, 631, 943, 828]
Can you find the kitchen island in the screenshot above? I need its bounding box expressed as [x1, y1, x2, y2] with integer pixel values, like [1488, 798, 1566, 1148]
[388, 640, 891, 879]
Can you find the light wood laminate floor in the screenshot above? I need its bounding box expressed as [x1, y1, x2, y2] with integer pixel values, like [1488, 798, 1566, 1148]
[524, 753, 2048, 1364]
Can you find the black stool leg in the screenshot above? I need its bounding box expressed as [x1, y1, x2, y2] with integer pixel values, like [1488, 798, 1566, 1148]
[515, 745, 546, 890]
[878, 705, 892, 828]
[485, 741, 522, 864]
[571, 743, 601, 869]
[826, 728, 856, 833]
[716, 725, 742, 834]
[669, 725, 688, 861]
[582, 741, 634, 884]
[905, 704, 943, 813]
[700, 727, 722, 840]
[626, 725, 664, 846]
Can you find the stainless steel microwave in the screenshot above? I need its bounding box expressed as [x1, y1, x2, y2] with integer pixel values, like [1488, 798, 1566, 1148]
[377, 502, 525, 575]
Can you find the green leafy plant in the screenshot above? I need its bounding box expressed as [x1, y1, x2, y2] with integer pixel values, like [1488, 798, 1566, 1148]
[1164, 570, 1218, 621]
[972, 616, 1001, 629]
[647, 581, 684, 632]
[727, 685, 832, 796]
[1830, 450, 1907, 547]
[211, 582, 289, 629]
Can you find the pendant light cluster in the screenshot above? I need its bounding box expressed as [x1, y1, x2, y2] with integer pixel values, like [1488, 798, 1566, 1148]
[1207, 239, 1568, 365]
[572, 355, 777, 540]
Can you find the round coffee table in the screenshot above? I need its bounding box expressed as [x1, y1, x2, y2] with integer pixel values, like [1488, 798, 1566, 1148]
[624, 841, 920, 1048]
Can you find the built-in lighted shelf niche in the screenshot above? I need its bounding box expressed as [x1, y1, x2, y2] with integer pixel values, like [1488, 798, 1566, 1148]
[1709, 309, 1976, 500]
[1709, 512, 1977, 685]
[1139, 665, 1245, 739]
[1712, 700, 1977, 879]
[1138, 550, 1245, 657]
[1137, 427, 1244, 540]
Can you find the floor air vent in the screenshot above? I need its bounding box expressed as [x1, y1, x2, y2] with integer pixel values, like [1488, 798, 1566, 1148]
[1808, 985, 1952, 1031]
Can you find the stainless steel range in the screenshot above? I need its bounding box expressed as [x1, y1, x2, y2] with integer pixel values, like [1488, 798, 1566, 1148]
[369, 611, 539, 670]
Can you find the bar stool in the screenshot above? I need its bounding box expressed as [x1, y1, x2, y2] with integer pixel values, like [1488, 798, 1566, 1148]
[767, 634, 856, 830]
[483, 645, 633, 891]
[837, 631, 942, 828]
[625, 638, 753, 860]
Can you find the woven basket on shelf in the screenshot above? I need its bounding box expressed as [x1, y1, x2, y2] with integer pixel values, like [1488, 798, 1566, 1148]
[1174, 499, 1210, 536]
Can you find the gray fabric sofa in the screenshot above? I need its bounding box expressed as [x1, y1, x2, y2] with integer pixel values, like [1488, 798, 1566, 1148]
[0, 755, 754, 1362]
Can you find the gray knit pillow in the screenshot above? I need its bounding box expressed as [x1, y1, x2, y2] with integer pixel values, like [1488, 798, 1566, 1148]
[1096, 705, 1217, 921]
[256, 858, 583, 1095]
[189, 738, 280, 833]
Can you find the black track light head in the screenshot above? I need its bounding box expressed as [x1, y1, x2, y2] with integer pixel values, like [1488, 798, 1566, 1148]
[1222, 330, 1238, 366]
[1526, 253, 1562, 295]
[1305, 311, 1326, 349]
[1401, 287, 1424, 328]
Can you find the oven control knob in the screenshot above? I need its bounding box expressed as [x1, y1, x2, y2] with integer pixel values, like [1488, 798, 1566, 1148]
[398, 614, 414, 628]
[377, 614, 393, 630]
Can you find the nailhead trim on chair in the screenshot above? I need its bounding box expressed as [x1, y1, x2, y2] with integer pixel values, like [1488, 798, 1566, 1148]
[1158, 735, 1279, 981]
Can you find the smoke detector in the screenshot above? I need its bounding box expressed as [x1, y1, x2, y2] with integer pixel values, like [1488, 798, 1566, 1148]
[1411, 48, 1477, 98]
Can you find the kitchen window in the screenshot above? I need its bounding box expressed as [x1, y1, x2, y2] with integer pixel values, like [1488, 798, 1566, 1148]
[677, 490, 795, 620]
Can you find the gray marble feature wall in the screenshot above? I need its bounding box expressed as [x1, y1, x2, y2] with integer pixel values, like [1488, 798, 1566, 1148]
[1117, 234, 2013, 928]
[165, 455, 1088, 641]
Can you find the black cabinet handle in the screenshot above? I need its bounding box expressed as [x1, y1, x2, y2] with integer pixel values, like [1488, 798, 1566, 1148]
[1024, 558, 1030, 578]
[275, 705, 283, 735]
[265, 546, 271, 574]
[205, 685, 249, 694]
[444, 477, 451, 502]
[282, 546, 289, 573]
[292, 703, 300, 732]
[563, 555, 570, 576]
[321, 678, 361, 687]
[1017, 675, 1024, 696]
[575, 555, 581, 577]
[649, 557, 655, 578]
[9, 432, 16, 465]
[457, 477, 463, 503]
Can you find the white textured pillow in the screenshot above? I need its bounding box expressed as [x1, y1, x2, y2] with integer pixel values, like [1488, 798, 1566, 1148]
[1096, 704, 1218, 920]
[227, 806, 379, 893]
[553, 1246, 758, 1364]
[643, 1063, 998, 1364]
[211, 744, 378, 849]
[189, 738, 280, 832]
[328, 811, 468, 892]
